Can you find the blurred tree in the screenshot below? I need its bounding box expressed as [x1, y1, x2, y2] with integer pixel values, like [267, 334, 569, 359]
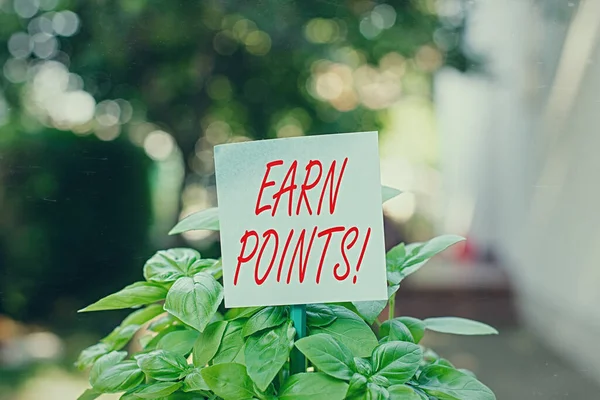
[0, 130, 151, 330]
[0, 0, 470, 328]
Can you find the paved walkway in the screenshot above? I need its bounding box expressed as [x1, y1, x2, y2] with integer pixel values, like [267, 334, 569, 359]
[423, 328, 600, 399]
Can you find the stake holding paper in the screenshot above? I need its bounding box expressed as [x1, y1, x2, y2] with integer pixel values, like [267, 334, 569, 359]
[214, 131, 387, 307]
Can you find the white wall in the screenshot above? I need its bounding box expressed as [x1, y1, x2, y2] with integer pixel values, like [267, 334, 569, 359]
[436, 0, 600, 383]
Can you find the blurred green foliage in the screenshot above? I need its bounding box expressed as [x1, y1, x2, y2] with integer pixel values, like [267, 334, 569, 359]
[0, 130, 151, 330]
[0, 0, 469, 330]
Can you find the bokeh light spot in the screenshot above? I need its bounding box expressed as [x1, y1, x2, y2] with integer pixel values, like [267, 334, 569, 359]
[94, 124, 121, 141]
[14, 0, 39, 18]
[32, 33, 58, 59]
[304, 18, 340, 44]
[207, 75, 233, 101]
[315, 71, 344, 100]
[24, 332, 63, 360]
[415, 45, 443, 72]
[205, 120, 232, 145]
[373, 4, 397, 29]
[66, 73, 83, 91]
[232, 19, 257, 41]
[360, 15, 382, 39]
[58, 91, 96, 126]
[28, 15, 55, 35]
[380, 52, 406, 78]
[116, 99, 133, 124]
[277, 124, 303, 138]
[95, 100, 121, 126]
[3, 58, 29, 83]
[244, 30, 271, 56]
[8, 32, 33, 59]
[52, 11, 80, 37]
[213, 31, 238, 55]
[144, 130, 175, 161]
[354, 64, 402, 110]
[39, 0, 59, 11]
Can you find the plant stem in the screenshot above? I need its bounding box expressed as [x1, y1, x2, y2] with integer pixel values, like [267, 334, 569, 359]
[290, 304, 307, 374]
[388, 294, 395, 321]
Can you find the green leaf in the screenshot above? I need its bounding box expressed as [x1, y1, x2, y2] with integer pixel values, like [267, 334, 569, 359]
[90, 351, 127, 384]
[243, 306, 288, 337]
[102, 306, 165, 351]
[119, 391, 138, 400]
[193, 320, 228, 366]
[169, 207, 220, 234]
[310, 305, 378, 357]
[279, 372, 348, 400]
[387, 384, 423, 400]
[183, 368, 210, 391]
[369, 374, 390, 388]
[346, 373, 368, 398]
[459, 368, 477, 378]
[381, 186, 402, 203]
[380, 319, 414, 343]
[366, 383, 389, 399]
[76, 389, 101, 400]
[122, 304, 166, 326]
[224, 306, 264, 320]
[435, 358, 455, 368]
[371, 342, 422, 385]
[386, 256, 405, 287]
[101, 324, 140, 351]
[294, 333, 354, 380]
[136, 349, 190, 381]
[142, 325, 184, 351]
[164, 272, 224, 333]
[245, 320, 295, 391]
[386, 236, 465, 285]
[402, 235, 464, 277]
[359, 285, 399, 319]
[386, 243, 406, 272]
[75, 342, 111, 370]
[165, 394, 210, 400]
[201, 363, 256, 400]
[352, 300, 387, 325]
[211, 311, 225, 322]
[397, 317, 425, 343]
[144, 248, 216, 283]
[79, 282, 167, 312]
[422, 348, 441, 364]
[424, 317, 498, 336]
[387, 284, 400, 302]
[203, 258, 223, 279]
[138, 334, 153, 350]
[91, 361, 145, 393]
[213, 320, 245, 364]
[353, 357, 373, 377]
[405, 235, 464, 266]
[417, 365, 496, 400]
[306, 304, 337, 327]
[132, 382, 182, 398]
[157, 329, 200, 356]
[148, 313, 179, 332]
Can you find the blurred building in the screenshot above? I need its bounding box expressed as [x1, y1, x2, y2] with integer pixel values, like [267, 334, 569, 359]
[436, 0, 600, 385]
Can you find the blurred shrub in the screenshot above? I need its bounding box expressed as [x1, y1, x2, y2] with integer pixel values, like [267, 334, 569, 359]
[0, 129, 151, 331]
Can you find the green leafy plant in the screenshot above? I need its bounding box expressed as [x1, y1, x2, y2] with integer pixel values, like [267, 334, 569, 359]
[76, 187, 498, 400]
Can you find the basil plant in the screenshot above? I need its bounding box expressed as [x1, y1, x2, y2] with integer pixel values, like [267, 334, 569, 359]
[76, 189, 498, 400]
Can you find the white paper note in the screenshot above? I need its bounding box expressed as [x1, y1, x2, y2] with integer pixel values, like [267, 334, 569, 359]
[214, 131, 387, 307]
